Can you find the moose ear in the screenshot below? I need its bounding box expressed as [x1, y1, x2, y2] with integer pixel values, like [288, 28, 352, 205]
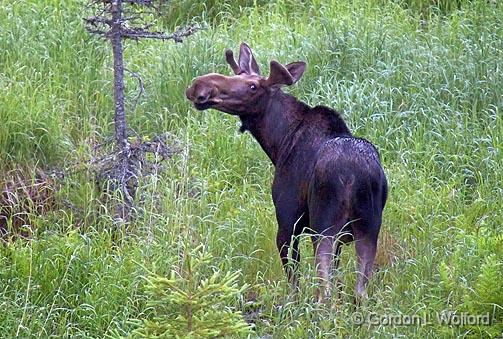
[285, 61, 306, 84]
[238, 42, 261, 75]
[225, 49, 241, 75]
[264, 60, 294, 87]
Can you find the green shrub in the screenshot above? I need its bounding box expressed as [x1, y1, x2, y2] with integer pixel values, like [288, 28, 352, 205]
[131, 244, 251, 338]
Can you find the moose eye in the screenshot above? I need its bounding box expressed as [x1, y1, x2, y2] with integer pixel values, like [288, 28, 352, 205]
[249, 84, 258, 91]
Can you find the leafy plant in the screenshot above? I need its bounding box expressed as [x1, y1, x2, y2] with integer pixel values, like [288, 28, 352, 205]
[437, 232, 503, 337]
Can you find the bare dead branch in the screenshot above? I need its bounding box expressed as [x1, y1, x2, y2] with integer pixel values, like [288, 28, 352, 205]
[125, 0, 153, 4]
[84, 28, 108, 36]
[92, 0, 153, 4]
[92, 135, 116, 153]
[83, 16, 113, 26]
[124, 68, 145, 113]
[120, 23, 201, 42]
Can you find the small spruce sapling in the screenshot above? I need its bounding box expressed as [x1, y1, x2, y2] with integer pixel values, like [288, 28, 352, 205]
[132, 244, 252, 338]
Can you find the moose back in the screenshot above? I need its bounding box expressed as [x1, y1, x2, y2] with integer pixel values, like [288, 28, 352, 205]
[186, 43, 388, 301]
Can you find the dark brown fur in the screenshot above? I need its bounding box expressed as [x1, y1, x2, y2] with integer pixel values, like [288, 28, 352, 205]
[186, 43, 388, 301]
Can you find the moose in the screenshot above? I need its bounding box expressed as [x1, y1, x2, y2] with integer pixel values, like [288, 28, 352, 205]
[186, 43, 388, 301]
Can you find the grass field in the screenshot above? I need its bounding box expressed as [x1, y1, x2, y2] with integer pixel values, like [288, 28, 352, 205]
[1, 0, 502, 337]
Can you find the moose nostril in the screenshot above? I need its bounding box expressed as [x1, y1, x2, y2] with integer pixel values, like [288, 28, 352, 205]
[197, 94, 208, 103]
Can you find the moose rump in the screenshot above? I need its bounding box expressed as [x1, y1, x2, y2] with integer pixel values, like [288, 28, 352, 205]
[307, 137, 387, 300]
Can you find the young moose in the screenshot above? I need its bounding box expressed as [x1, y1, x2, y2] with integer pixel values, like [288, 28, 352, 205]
[186, 43, 388, 301]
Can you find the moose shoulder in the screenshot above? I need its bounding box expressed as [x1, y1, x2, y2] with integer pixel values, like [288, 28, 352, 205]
[186, 43, 388, 302]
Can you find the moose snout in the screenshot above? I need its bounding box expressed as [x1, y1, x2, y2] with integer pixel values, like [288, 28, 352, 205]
[186, 82, 214, 104]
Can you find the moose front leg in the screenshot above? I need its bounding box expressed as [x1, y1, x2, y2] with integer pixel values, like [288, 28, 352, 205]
[274, 200, 308, 287]
[276, 230, 300, 285]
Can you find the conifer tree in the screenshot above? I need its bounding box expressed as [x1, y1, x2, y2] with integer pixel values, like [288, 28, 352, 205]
[132, 244, 252, 338]
[84, 0, 197, 224]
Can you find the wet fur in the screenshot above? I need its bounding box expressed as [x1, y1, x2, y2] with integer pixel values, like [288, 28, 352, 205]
[238, 90, 388, 300]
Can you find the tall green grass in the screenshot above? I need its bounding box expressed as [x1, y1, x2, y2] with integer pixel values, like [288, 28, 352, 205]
[0, 0, 502, 337]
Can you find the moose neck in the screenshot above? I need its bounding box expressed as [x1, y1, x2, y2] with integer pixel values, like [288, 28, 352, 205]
[239, 90, 302, 166]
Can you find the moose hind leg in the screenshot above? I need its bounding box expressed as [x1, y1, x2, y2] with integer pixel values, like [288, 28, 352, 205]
[313, 235, 334, 301]
[310, 208, 349, 302]
[332, 242, 344, 298]
[353, 217, 380, 303]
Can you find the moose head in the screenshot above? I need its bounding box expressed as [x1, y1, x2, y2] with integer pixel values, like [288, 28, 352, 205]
[186, 43, 306, 115]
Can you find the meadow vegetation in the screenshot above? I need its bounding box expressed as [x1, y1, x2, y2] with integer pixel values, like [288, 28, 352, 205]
[0, 0, 502, 337]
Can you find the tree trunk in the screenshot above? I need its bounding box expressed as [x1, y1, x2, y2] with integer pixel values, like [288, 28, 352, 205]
[111, 0, 127, 150]
[110, 0, 133, 222]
